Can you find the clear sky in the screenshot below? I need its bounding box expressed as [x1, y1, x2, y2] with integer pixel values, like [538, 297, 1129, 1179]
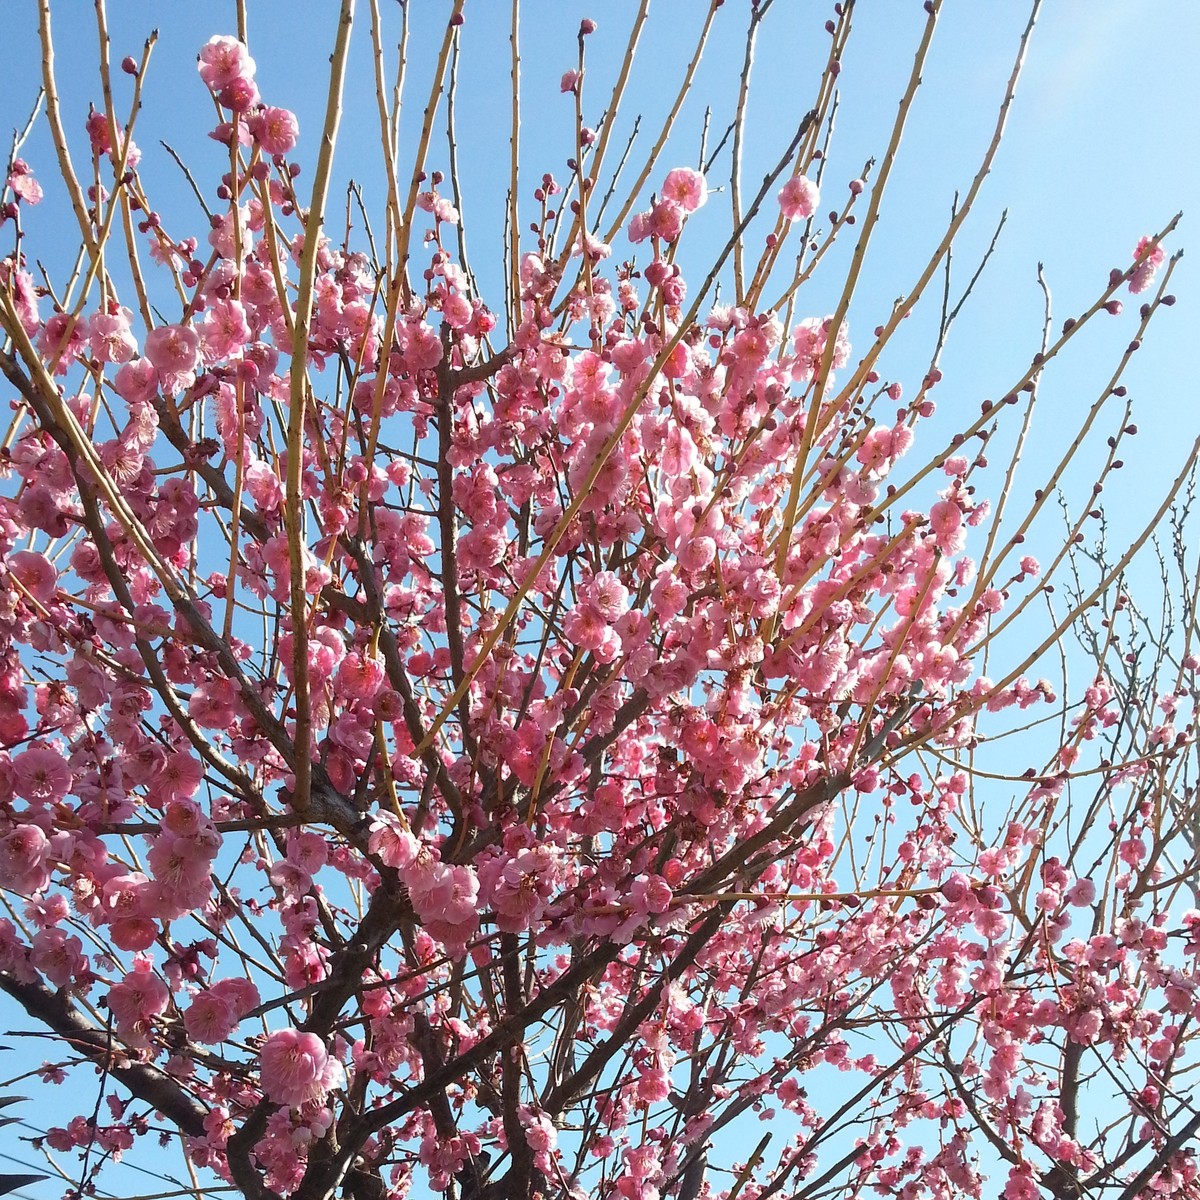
[0, 3, 1197, 1196]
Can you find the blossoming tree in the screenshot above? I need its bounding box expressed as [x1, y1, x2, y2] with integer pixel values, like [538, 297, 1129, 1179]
[0, 3, 1197, 1199]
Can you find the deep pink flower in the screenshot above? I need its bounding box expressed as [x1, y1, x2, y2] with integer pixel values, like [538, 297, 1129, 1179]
[218, 76, 261, 114]
[646, 200, 683, 243]
[334, 651, 385, 701]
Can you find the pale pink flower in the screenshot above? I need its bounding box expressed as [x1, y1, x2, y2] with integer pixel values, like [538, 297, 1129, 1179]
[0, 824, 52, 895]
[29, 928, 85, 988]
[778, 174, 819, 221]
[564, 603, 613, 656]
[108, 961, 169, 1028]
[661, 167, 706, 213]
[258, 1028, 344, 1107]
[928, 499, 965, 554]
[1003, 1164, 1041, 1200]
[145, 323, 201, 393]
[199, 299, 251, 362]
[589, 571, 630, 622]
[1128, 234, 1166, 294]
[6, 160, 43, 206]
[184, 990, 238, 1044]
[88, 309, 138, 364]
[198, 36, 256, 92]
[407, 861, 480, 950]
[251, 107, 299, 157]
[367, 812, 419, 871]
[7, 550, 59, 604]
[520, 1105, 558, 1173]
[156, 752, 204, 802]
[400, 319, 443, 370]
[113, 357, 160, 404]
[11, 746, 71, 802]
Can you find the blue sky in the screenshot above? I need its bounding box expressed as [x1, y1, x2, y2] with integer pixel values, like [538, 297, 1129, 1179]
[5, 0, 1195, 544]
[0, 2, 1197, 1197]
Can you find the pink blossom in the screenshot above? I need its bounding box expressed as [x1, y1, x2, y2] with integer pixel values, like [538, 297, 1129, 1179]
[251, 107, 299, 157]
[88, 309, 138, 364]
[6, 159, 43, 206]
[184, 990, 238, 1044]
[144, 323, 201, 393]
[199, 299, 251, 362]
[407, 861, 480, 948]
[646, 200, 684, 243]
[0, 825, 52, 895]
[334, 651, 386, 701]
[7, 550, 59, 604]
[928, 499, 965, 554]
[113, 357, 160, 404]
[367, 812, 419, 871]
[108, 961, 169, 1029]
[588, 571, 630, 621]
[258, 1028, 344, 1107]
[184, 978, 258, 1045]
[218, 75, 261, 114]
[1128, 234, 1166, 294]
[198, 35, 256, 92]
[1003, 1163, 1041, 1200]
[520, 1104, 558, 1173]
[11, 746, 71, 802]
[156, 752, 204, 803]
[778, 174, 819, 221]
[400, 319, 443, 370]
[661, 167, 706, 213]
[29, 928, 85, 988]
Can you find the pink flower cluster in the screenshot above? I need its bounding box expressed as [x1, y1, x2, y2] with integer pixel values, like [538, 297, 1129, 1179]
[184, 977, 261, 1044]
[367, 813, 480, 951]
[198, 35, 260, 112]
[628, 166, 706, 245]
